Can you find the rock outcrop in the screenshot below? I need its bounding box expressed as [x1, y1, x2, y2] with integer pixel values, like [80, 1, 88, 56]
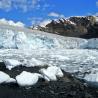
[33, 16, 98, 39]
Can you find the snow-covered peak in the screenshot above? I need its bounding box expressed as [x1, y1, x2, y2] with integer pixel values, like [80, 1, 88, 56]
[48, 18, 76, 25]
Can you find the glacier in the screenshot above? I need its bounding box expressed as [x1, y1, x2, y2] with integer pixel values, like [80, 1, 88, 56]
[0, 24, 98, 85]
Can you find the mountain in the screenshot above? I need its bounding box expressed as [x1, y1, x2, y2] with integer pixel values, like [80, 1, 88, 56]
[33, 16, 98, 39]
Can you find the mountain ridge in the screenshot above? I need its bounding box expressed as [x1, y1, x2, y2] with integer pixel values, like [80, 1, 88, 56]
[32, 16, 98, 39]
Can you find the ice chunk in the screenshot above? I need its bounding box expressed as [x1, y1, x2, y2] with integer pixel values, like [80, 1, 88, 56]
[88, 38, 98, 49]
[5, 78, 16, 83]
[21, 58, 45, 67]
[0, 71, 16, 84]
[28, 58, 45, 67]
[84, 73, 98, 82]
[3, 59, 21, 70]
[40, 66, 64, 81]
[16, 71, 43, 86]
[0, 71, 10, 83]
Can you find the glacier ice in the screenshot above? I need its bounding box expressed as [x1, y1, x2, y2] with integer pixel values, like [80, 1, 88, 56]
[0, 71, 10, 83]
[40, 66, 64, 81]
[0, 24, 89, 49]
[0, 71, 16, 84]
[5, 78, 16, 83]
[3, 59, 22, 70]
[87, 38, 98, 49]
[16, 71, 43, 86]
[0, 24, 98, 85]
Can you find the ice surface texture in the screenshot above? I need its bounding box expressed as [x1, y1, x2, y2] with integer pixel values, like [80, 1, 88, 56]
[0, 24, 98, 84]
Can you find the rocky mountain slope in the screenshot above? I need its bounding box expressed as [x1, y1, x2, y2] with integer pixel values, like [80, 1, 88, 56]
[33, 16, 98, 39]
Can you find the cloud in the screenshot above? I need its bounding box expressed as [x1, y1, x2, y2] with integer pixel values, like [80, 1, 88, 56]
[0, 0, 47, 12]
[95, 12, 98, 16]
[0, 0, 12, 11]
[48, 12, 60, 17]
[48, 12, 65, 18]
[30, 17, 52, 27]
[0, 18, 25, 27]
[96, 1, 98, 7]
[39, 19, 51, 27]
[28, 17, 43, 25]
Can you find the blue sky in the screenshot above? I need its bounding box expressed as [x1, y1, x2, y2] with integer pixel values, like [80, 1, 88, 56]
[0, 0, 98, 26]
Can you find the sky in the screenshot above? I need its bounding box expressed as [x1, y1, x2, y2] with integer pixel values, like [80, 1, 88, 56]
[0, 0, 98, 26]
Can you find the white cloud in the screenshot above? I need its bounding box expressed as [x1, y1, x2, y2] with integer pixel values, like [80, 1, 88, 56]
[48, 12, 65, 18]
[39, 19, 51, 27]
[0, 0, 12, 11]
[96, 1, 98, 7]
[48, 12, 60, 17]
[42, 3, 50, 10]
[95, 12, 98, 16]
[0, 18, 25, 27]
[0, 0, 46, 12]
[29, 17, 43, 25]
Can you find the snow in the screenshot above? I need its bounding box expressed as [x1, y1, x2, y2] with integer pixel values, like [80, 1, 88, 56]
[3, 59, 21, 70]
[40, 66, 63, 81]
[16, 71, 43, 86]
[64, 19, 76, 25]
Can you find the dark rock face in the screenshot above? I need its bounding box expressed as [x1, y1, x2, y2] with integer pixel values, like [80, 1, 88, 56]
[36, 16, 98, 39]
